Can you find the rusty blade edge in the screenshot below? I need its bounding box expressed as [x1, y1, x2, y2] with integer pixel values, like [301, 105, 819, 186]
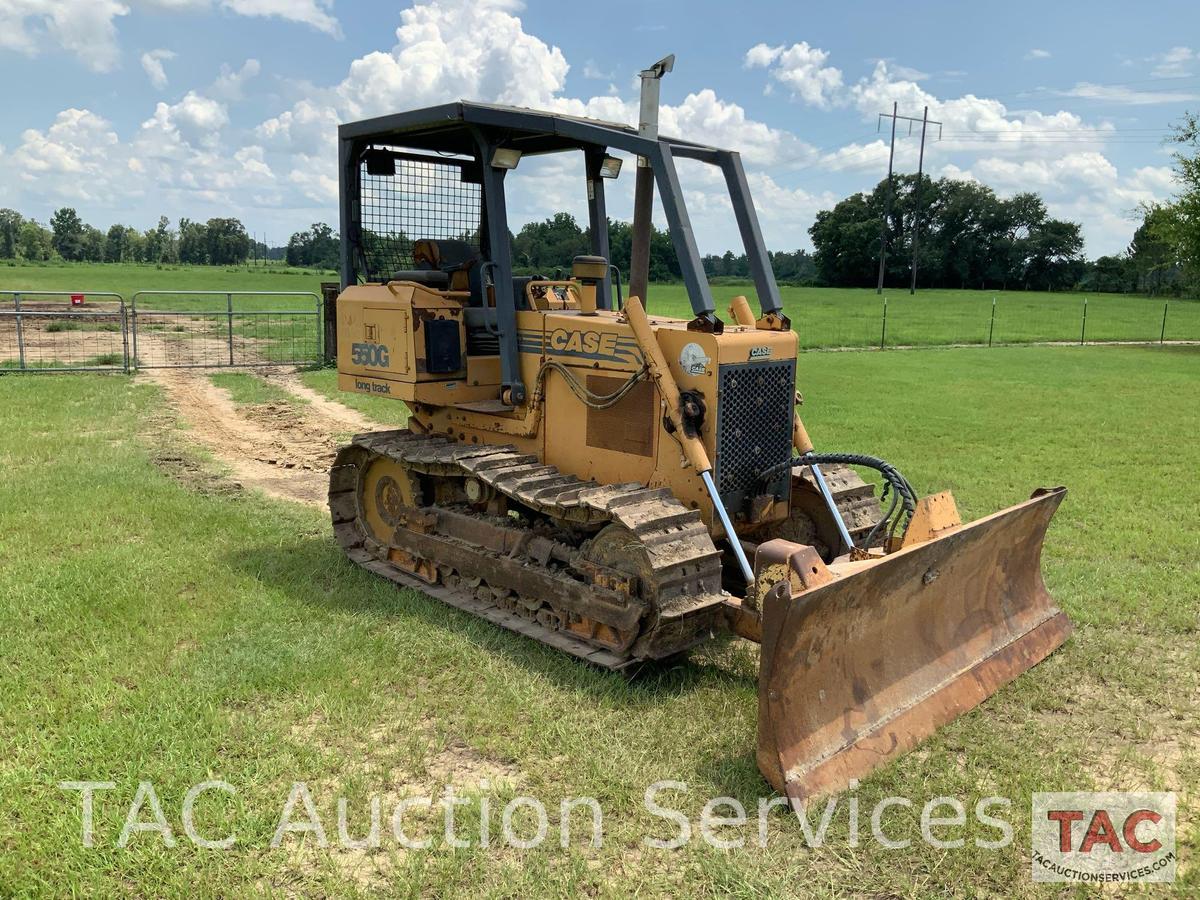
[782, 610, 1073, 806]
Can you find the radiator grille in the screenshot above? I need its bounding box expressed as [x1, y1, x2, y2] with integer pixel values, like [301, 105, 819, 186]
[714, 359, 796, 512]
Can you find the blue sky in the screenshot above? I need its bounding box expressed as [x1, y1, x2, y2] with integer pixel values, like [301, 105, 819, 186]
[0, 0, 1196, 256]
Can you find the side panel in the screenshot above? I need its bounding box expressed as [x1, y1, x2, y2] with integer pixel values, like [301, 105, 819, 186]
[337, 283, 494, 404]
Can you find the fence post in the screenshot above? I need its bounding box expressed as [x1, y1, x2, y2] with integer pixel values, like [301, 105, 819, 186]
[321, 282, 339, 366]
[226, 292, 235, 365]
[1080, 297, 1088, 346]
[988, 296, 996, 347]
[120, 299, 131, 374]
[13, 292, 26, 371]
[1161, 301, 1168, 345]
[880, 296, 888, 349]
[131, 294, 139, 371]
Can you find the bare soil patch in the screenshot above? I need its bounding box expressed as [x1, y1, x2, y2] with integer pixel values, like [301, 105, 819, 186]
[146, 369, 369, 507]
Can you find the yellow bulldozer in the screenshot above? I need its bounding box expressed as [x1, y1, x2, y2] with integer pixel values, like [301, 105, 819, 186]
[326, 60, 1070, 805]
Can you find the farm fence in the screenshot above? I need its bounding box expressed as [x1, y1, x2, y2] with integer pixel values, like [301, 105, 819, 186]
[1, 287, 1196, 375]
[130, 291, 323, 369]
[0, 291, 130, 373]
[792, 293, 1198, 350]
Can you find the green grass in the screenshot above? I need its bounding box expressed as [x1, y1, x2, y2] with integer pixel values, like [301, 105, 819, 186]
[0, 353, 125, 370]
[0, 262, 331, 312]
[208, 372, 302, 407]
[300, 368, 412, 425]
[45, 321, 123, 333]
[0, 346, 1195, 895]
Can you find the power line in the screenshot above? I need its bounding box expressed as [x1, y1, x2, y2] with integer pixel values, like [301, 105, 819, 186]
[875, 104, 942, 295]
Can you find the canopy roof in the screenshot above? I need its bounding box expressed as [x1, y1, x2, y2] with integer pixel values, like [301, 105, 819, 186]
[338, 100, 725, 159]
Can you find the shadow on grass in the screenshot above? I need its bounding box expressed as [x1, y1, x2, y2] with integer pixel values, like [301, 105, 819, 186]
[222, 535, 754, 705]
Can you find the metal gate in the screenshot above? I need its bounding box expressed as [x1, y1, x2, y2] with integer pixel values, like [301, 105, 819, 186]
[131, 291, 323, 368]
[0, 291, 130, 373]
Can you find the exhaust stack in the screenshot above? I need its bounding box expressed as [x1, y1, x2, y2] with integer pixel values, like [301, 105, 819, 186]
[629, 54, 674, 307]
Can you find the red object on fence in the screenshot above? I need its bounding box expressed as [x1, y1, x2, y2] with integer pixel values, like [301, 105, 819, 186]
[70, 293, 85, 306]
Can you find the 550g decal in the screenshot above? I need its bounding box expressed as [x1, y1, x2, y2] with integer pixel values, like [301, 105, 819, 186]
[351, 342, 390, 367]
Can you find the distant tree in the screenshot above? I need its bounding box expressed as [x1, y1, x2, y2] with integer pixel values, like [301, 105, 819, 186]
[50, 207, 85, 261]
[1128, 206, 1178, 295]
[105, 224, 129, 263]
[1082, 255, 1135, 293]
[606, 219, 632, 276]
[143, 216, 176, 263]
[809, 192, 880, 286]
[809, 176, 1085, 290]
[0, 209, 23, 258]
[177, 218, 208, 264]
[81, 225, 105, 262]
[17, 220, 54, 260]
[203, 218, 250, 265]
[512, 213, 590, 272]
[285, 222, 339, 269]
[1157, 111, 1200, 293]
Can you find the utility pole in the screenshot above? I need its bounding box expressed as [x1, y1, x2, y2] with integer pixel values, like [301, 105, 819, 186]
[876, 102, 898, 295]
[910, 106, 928, 294]
[875, 105, 942, 295]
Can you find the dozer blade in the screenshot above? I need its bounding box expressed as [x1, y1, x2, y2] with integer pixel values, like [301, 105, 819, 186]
[756, 487, 1070, 805]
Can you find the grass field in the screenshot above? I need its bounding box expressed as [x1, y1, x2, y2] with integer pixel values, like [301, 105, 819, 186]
[0, 345, 1195, 895]
[3, 262, 1199, 348]
[0, 261, 333, 311]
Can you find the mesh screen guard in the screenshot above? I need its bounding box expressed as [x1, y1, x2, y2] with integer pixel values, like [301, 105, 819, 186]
[357, 151, 482, 282]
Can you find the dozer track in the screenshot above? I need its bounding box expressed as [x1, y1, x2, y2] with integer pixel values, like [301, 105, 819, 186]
[329, 429, 730, 670]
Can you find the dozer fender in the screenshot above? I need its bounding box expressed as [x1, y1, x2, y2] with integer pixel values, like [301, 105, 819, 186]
[754, 487, 1070, 805]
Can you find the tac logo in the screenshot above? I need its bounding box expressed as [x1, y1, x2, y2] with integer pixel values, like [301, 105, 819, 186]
[351, 342, 390, 367]
[1031, 792, 1176, 883]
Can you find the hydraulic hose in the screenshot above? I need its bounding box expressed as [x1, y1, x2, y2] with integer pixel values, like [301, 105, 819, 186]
[759, 451, 919, 545]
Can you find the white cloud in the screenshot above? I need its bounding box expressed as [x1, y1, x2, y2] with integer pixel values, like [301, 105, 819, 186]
[334, 0, 568, 120]
[817, 140, 892, 172]
[256, 99, 340, 154]
[0, 0, 130, 72]
[936, 156, 1176, 255]
[972, 152, 1118, 192]
[218, 0, 340, 37]
[849, 60, 1114, 155]
[211, 58, 261, 100]
[0, 0, 338, 74]
[1059, 82, 1200, 105]
[581, 59, 612, 80]
[1150, 46, 1194, 78]
[1024, 48, 1052, 60]
[140, 48, 175, 89]
[745, 41, 844, 108]
[141, 91, 229, 149]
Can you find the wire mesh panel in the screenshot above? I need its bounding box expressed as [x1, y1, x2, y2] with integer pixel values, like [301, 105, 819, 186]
[359, 153, 482, 281]
[0, 292, 128, 372]
[131, 292, 322, 368]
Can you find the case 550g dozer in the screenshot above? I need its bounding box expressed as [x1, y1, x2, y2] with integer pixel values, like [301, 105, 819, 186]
[327, 57, 1071, 806]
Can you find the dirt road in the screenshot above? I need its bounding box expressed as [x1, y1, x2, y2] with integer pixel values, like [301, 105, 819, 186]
[148, 368, 375, 507]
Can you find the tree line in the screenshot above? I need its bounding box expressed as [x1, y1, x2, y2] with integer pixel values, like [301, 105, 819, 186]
[0, 207, 268, 266]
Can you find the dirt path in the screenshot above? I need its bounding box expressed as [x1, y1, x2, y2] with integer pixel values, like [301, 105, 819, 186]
[261, 369, 376, 433]
[148, 369, 379, 508]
